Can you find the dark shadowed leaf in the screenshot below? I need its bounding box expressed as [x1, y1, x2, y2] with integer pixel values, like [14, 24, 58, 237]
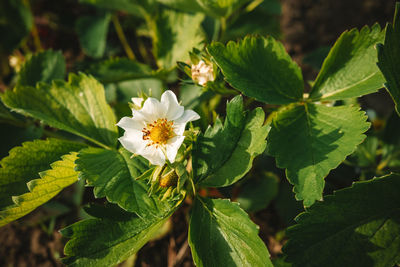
[76, 12, 111, 58]
[236, 172, 279, 212]
[284, 173, 400, 267]
[0, 0, 33, 53]
[62, 196, 181, 266]
[17, 50, 66, 87]
[377, 3, 400, 116]
[189, 197, 273, 267]
[88, 58, 152, 83]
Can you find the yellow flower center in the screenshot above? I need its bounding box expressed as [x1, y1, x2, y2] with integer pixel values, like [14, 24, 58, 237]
[142, 118, 175, 146]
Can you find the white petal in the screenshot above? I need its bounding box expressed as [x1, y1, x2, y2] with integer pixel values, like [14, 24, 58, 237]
[131, 109, 151, 123]
[131, 97, 144, 107]
[198, 76, 207, 86]
[175, 109, 200, 124]
[117, 117, 144, 131]
[173, 123, 187, 136]
[141, 146, 165, 166]
[161, 90, 184, 120]
[140, 97, 166, 121]
[118, 130, 147, 154]
[166, 136, 185, 163]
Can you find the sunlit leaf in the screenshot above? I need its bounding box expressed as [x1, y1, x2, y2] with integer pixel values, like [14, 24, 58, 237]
[310, 24, 385, 101]
[0, 153, 79, 227]
[193, 95, 268, 187]
[2, 73, 118, 148]
[0, 139, 85, 209]
[266, 103, 370, 206]
[79, 0, 147, 18]
[153, 9, 204, 69]
[76, 147, 169, 217]
[196, 0, 251, 18]
[208, 36, 303, 104]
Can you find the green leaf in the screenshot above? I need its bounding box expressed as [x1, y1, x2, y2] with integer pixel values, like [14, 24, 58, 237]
[2, 73, 118, 149]
[0, 138, 86, 209]
[188, 197, 273, 267]
[0, 101, 19, 123]
[208, 36, 304, 104]
[153, 9, 204, 69]
[222, 1, 281, 42]
[283, 173, 400, 267]
[310, 24, 386, 101]
[76, 12, 111, 58]
[349, 136, 378, 168]
[62, 198, 180, 266]
[0, 123, 43, 159]
[0, 153, 80, 227]
[266, 103, 370, 207]
[193, 95, 269, 187]
[156, 0, 204, 13]
[156, 0, 250, 18]
[196, 0, 251, 18]
[117, 78, 163, 102]
[0, 0, 33, 53]
[75, 147, 169, 217]
[236, 172, 279, 213]
[377, 3, 400, 116]
[79, 0, 146, 18]
[17, 50, 66, 87]
[87, 58, 152, 83]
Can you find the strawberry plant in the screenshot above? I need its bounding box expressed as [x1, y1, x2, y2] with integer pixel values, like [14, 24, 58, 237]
[0, 0, 399, 266]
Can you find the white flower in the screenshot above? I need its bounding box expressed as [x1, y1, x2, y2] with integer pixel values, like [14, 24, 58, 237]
[191, 60, 214, 86]
[117, 90, 200, 166]
[131, 97, 144, 107]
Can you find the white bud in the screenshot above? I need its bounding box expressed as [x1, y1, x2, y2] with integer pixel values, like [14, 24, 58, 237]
[191, 60, 214, 86]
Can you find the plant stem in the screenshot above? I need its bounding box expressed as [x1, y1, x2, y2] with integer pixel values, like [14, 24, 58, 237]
[31, 24, 43, 52]
[112, 14, 135, 60]
[23, 0, 42, 52]
[219, 17, 227, 41]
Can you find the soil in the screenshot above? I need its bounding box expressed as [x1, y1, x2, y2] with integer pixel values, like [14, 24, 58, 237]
[1, 0, 397, 266]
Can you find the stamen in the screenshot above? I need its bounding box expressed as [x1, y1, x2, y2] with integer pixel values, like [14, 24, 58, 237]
[142, 118, 175, 147]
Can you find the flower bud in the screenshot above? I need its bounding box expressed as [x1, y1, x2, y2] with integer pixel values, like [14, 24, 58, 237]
[191, 60, 215, 86]
[159, 169, 178, 188]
